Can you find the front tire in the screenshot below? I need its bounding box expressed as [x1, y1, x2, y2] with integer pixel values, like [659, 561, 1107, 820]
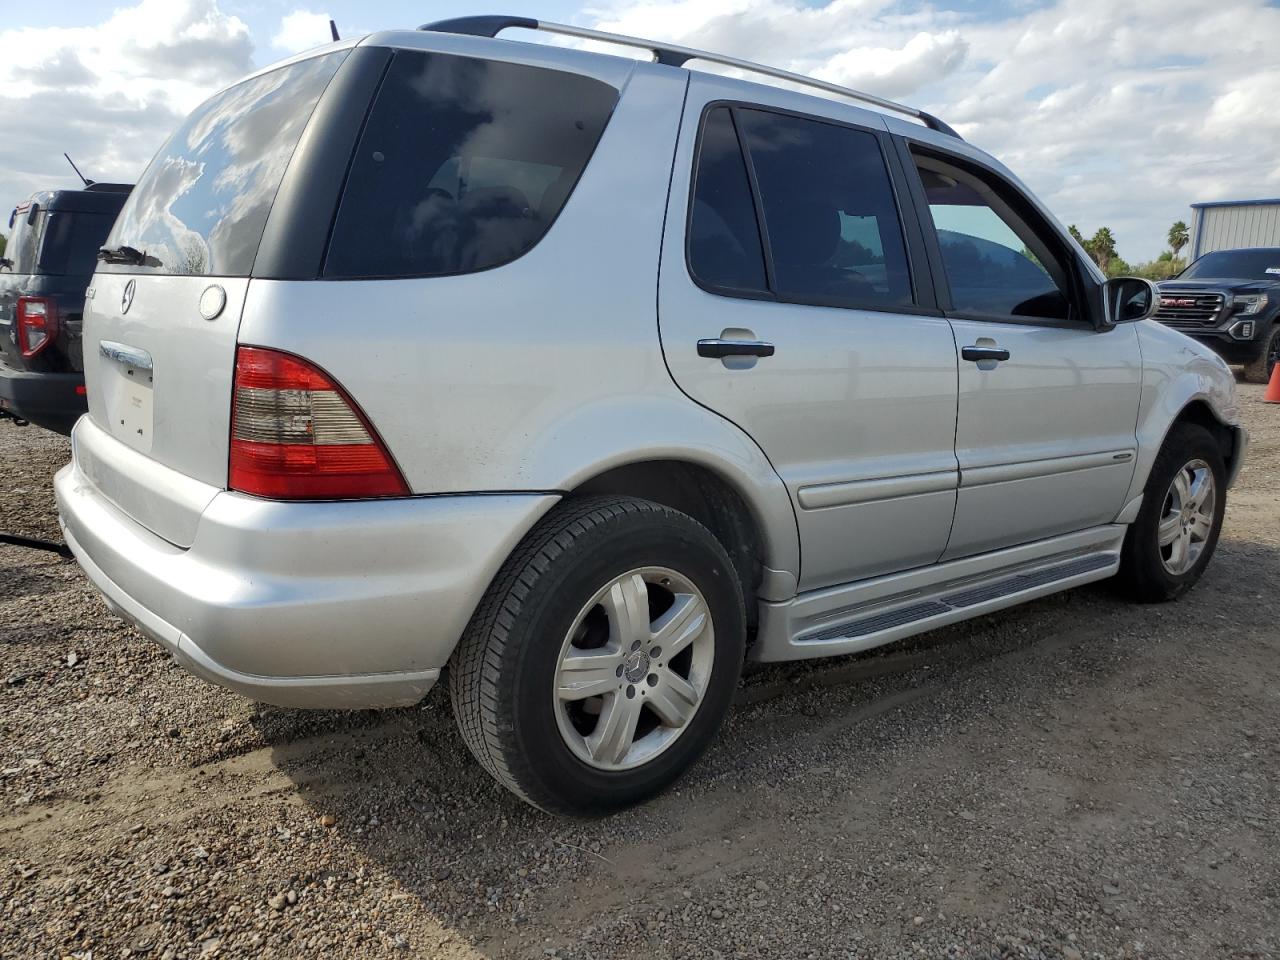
[1242, 322, 1280, 384]
[449, 496, 745, 815]
[1116, 423, 1226, 602]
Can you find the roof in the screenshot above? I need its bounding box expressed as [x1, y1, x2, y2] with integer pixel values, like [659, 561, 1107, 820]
[1190, 198, 1280, 210]
[417, 15, 960, 138]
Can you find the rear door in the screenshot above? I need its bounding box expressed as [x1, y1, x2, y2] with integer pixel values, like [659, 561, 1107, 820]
[659, 79, 960, 592]
[82, 51, 346, 541]
[902, 146, 1142, 559]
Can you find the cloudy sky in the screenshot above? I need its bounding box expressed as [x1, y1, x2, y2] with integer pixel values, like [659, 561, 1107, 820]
[2, 0, 1277, 261]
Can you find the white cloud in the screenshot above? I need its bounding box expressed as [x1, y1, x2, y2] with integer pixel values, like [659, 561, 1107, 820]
[272, 10, 334, 54]
[582, 0, 1280, 260]
[0, 0, 252, 209]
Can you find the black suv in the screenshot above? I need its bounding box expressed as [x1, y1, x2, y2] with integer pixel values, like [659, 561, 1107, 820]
[0, 183, 131, 433]
[1155, 247, 1280, 383]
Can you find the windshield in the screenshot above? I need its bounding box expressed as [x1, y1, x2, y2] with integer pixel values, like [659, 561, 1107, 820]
[101, 51, 345, 277]
[1180, 249, 1280, 282]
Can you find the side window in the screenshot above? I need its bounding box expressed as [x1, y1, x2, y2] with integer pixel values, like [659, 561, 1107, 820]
[323, 51, 618, 280]
[915, 157, 1071, 321]
[688, 108, 767, 292]
[735, 109, 912, 307]
[3, 207, 43, 274]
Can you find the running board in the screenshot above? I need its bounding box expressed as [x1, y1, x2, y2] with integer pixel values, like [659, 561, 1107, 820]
[752, 526, 1126, 662]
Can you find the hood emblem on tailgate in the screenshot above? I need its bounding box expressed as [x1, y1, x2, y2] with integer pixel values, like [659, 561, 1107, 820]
[121, 279, 136, 315]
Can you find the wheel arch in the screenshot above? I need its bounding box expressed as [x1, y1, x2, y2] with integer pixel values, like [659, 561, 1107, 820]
[524, 395, 802, 602]
[570, 459, 776, 633]
[1122, 390, 1245, 522]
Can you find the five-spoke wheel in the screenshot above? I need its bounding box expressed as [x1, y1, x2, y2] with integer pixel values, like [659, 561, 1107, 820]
[1118, 423, 1227, 602]
[449, 496, 744, 815]
[1156, 459, 1216, 575]
[554, 568, 714, 771]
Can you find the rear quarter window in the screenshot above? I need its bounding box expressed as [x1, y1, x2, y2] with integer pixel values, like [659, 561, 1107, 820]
[322, 50, 618, 280]
[100, 52, 346, 277]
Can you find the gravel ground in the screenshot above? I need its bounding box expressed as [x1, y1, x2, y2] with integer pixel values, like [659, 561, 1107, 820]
[2, 387, 1277, 960]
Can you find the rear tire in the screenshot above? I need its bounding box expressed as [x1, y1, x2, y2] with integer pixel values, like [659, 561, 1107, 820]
[1242, 322, 1280, 384]
[1116, 423, 1226, 602]
[449, 495, 745, 815]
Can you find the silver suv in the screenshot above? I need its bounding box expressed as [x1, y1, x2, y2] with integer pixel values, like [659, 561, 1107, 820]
[56, 18, 1246, 814]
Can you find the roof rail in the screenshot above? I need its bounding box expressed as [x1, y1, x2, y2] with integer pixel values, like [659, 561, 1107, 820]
[418, 15, 961, 139]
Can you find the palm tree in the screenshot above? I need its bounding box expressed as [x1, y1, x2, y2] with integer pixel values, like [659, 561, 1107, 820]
[1168, 221, 1189, 259]
[1089, 227, 1117, 272]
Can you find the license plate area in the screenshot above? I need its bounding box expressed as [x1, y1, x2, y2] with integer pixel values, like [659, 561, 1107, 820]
[99, 341, 154, 453]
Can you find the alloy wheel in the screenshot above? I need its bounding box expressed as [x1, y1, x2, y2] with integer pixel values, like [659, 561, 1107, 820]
[1157, 458, 1216, 575]
[552, 567, 714, 771]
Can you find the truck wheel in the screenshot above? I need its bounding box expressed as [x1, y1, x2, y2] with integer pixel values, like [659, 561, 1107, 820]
[1116, 423, 1226, 603]
[1242, 323, 1280, 384]
[449, 496, 745, 815]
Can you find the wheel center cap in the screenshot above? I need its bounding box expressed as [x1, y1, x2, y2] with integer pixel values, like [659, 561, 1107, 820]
[623, 650, 651, 683]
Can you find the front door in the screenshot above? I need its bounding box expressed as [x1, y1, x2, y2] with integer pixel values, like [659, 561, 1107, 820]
[905, 149, 1142, 559]
[658, 80, 960, 591]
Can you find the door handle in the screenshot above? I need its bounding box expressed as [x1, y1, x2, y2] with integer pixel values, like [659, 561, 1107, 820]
[697, 339, 775, 359]
[961, 345, 1010, 363]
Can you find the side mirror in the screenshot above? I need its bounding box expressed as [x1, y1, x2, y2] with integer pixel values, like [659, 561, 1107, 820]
[1100, 276, 1159, 328]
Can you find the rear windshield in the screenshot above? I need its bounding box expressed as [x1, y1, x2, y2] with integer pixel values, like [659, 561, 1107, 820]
[39, 211, 118, 276]
[100, 52, 345, 277]
[322, 50, 618, 279]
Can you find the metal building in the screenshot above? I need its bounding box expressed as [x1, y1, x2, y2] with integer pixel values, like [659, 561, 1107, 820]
[1189, 198, 1280, 259]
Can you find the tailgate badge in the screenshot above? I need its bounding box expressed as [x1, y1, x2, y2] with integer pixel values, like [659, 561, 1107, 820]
[121, 279, 136, 315]
[199, 284, 227, 321]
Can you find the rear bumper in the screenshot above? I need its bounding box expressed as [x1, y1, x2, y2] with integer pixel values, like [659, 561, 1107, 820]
[55, 456, 557, 709]
[0, 366, 84, 434]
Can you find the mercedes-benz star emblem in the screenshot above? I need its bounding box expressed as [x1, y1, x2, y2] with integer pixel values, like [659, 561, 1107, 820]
[121, 279, 136, 315]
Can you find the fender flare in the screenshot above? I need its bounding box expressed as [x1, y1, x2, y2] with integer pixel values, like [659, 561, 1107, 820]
[523, 393, 802, 597]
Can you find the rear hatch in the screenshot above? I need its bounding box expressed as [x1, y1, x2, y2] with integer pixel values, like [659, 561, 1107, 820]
[82, 50, 346, 546]
[0, 196, 48, 374]
[1, 188, 129, 376]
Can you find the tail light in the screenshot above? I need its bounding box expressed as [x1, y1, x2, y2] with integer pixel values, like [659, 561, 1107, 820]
[16, 297, 57, 358]
[229, 346, 409, 500]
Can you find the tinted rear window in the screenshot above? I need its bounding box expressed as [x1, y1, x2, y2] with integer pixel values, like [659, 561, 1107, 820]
[688, 108, 768, 292]
[322, 50, 618, 280]
[101, 52, 345, 277]
[38, 211, 118, 276]
[735, 109, 912, 307]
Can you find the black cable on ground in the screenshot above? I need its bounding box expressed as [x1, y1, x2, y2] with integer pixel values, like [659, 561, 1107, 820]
[0, 533, 74, 558]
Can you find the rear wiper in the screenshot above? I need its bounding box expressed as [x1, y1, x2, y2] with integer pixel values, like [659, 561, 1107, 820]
[0, 257, 12, 271]
[97, 245, 161, 268]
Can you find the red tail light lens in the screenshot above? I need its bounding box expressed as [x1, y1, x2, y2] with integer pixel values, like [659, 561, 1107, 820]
[229, 346, 409, 500]
[16, 297, 57, 358]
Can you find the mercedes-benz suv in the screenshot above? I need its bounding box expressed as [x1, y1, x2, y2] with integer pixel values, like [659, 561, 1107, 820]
[55, 18, 1246, 815]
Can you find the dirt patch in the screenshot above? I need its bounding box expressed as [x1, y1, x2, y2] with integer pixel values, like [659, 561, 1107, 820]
[2, 386, 1277, 960]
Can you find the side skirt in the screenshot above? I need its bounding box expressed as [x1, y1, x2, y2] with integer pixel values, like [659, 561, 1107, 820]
[751, 525, 1126, 662]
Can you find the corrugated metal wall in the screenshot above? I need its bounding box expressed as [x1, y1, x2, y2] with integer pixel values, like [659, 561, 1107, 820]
[1191, 202, 1280, 258]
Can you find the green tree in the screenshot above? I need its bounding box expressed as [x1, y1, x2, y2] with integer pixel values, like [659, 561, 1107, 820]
[1104, 255, 1132, 279]
[1067, 224, 1086, 247]
[0, 233, 6, 259]
[1167, 220, 1189, 259]
[1089, 227, 1118, 273]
